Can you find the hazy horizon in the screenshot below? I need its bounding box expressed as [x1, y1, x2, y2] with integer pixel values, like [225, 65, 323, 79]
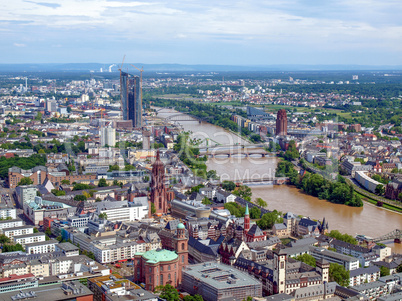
[2, 0, 402, 65]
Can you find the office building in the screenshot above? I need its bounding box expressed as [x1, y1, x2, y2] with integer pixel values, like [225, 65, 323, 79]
[120, 71, 142, 128]
[182, 262, 262, 301]
[100, 127, 116, 147]
[276, 109, 288, 136]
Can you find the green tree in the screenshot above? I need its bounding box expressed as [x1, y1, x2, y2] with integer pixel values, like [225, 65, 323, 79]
[0, 234, 10, 244]
[61, 179, 70, 185]
[327, 230, 357, 245]
[249, 206, 261, 219]
[154, 284, 179, 301]
[329, 263, 350, 287]
[51, 189, 66, 196]
[295, 254, 316, 267]
[98, 213, 108, 220]
[17, 177, 33, 186]
[255, 197, 267, 207]
[33, 228, 39, 233]
[184, 295, 204, 301]
[98, 178, 108, 187]
[34, 112, 42, 121]
[380, 266, 390, 277]
[222, 181, 236, 191]
[202, 197, 212, 205]
[233, 185, 252, 202]
[74, 195, 87, 202]
[256, 210, 283, 230]
[45, 227, 52, 237]
[206, 170, 218, 180]
[375, 184, 385, 195]
[151, 203, 156, 214]
[396, 264, 402, 273]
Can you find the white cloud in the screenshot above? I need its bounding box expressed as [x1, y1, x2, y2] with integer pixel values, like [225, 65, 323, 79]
[13, 43, 26, 47]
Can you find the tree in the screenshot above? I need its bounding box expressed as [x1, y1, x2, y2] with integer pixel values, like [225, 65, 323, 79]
[396, 264, 402, 273]
[206, 170, 218, 180]
[35, 112, 42, 121]
[329, 263, 350, 287]
[327, 230, 357, 245]
[0, 234, 10, 244]
[255, 197, 267, 208]
[202, 197, 212, 205]
[33, 228, 39, 233]
[375, 184, 385, 195]
[154, 284, 179, 301]
[256, 210, 283, 230]
[98, 178, 108, 187]
[295, 254, 316, 267]
[51, 189, 66, 196]
[113, 179, 119, 186]
[17, 177, 33, 186]
[45, 227, 52, 237]
[222, 181, 236, 191]
[74, 195, 87, 202]
[233, 185, 252, 202]
[184, 295, 204, 301]
[98, 213, 108, 220]
[61, 179, 70, 185]
[249, 206, 261, 219]
[380, 266, 390, 277]
[151, 203, 156, 214]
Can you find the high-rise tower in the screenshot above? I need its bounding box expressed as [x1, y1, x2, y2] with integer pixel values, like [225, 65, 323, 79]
[276, 109, 287, 136]
[149, 150, 167, 217]
[120, 71, 142, 128]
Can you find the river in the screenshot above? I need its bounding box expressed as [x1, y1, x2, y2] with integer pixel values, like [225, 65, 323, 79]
[155, 107, 402, 253]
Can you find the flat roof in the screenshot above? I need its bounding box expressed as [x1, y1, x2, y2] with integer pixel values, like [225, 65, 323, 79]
[14, 233, 45, 239]
[0, 280, 93, 301]
[2, 225, 34, 231]
[183, 262, 261, 290]
[24, 239, 59, 248]
[0, 219, 23, 224]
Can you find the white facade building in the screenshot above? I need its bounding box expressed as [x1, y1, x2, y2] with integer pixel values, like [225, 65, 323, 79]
[25, 240, 58, 254]
[0, 207, 17, 219]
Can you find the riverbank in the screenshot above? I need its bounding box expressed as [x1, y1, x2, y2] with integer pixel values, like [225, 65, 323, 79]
[154, 106, 402, 252]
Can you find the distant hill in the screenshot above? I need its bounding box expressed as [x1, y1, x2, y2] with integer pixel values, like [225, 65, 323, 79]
[0, 63, 401, 72]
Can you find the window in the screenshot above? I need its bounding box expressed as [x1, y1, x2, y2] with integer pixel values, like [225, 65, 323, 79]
[168, 274, 171, 280]
[182, 255, 184, 263]
[168, 265, 171, 271]
[149, 267, 152, 272]
[160, 274, 163, 285]
[181, 243, 185, 250]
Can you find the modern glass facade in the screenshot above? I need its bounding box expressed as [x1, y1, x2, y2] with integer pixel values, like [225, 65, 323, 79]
[120, 71, 142, 128]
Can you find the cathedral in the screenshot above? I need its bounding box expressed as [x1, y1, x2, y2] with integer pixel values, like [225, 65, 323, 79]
[149, 150, 168, 217]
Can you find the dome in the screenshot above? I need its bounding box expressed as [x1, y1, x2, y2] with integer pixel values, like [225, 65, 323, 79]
[177, 223, 185, 229]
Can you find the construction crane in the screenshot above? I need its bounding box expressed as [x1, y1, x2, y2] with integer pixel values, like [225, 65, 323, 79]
[118, 55, 126, 75]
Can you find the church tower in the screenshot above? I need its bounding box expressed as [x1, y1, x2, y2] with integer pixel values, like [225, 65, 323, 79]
[175, 223, 188, 285]
[273, 249, 287, 294]
[149, 150, 167, 217]
[244, 203, 250, 233]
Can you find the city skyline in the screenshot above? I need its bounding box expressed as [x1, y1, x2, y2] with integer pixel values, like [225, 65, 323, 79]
[1, 0, 402, 65]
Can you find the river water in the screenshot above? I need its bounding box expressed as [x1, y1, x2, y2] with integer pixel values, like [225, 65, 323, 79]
[155, 108, 402, 253]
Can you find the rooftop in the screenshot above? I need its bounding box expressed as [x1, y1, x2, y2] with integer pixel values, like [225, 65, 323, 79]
[139, 249, 178, 263]
[183, 262, 261, 289]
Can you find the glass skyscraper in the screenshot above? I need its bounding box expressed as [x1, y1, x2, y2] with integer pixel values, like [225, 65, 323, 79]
[120, 71, 142, 128]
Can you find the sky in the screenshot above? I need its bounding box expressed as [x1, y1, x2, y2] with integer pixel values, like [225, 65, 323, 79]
[1, 0, 402, 65]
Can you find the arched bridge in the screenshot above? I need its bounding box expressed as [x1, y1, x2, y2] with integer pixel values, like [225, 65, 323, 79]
[371, 229, 401, 243]
[164, 113, 211, 122]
